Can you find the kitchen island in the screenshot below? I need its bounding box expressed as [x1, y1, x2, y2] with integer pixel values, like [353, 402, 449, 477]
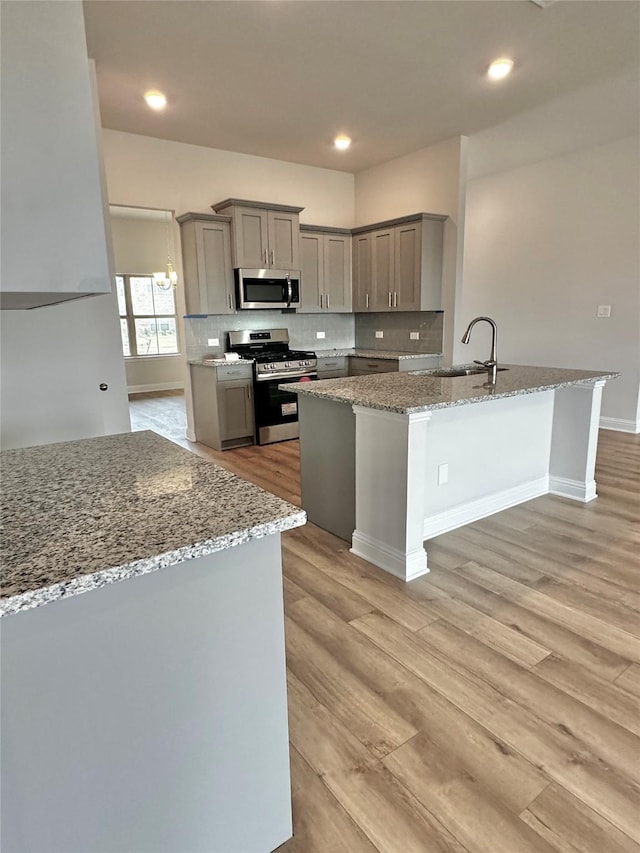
[1, 430, 305, 853]
[287, 365, 618, 581]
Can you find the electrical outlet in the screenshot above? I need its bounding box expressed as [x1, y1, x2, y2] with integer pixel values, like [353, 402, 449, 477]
[207, 338, 219, 347]
[375, 331, 384, 339]
[438, 463, 449, 485]
[597, 305, 611, 318]
[410, 332, 420, 340]
[316, 331, 326, 339]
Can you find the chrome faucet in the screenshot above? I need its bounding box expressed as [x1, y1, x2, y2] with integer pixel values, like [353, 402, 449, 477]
[461, 316, 498, 384]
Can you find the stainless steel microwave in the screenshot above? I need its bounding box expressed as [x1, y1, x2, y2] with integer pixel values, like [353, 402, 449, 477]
[235, 268, 301, 310]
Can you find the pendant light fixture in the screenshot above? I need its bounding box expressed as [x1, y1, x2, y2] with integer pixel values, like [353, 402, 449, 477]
[153, 211, 178, 290]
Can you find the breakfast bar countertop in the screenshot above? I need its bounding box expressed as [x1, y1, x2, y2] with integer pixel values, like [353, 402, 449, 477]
[284, 364, 619, 414]
[0, 430, 305, 617]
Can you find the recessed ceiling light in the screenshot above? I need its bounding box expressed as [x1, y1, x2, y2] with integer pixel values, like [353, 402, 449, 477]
[334, 135, 351, 151]
[487, 58, 514, 81]
[144, 90, 167, 110]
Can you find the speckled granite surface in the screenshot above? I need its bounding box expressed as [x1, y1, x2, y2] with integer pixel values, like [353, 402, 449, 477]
[315, 348, 442, 360]
[0, 431, 305, 617]
[285, 364, 619, 414]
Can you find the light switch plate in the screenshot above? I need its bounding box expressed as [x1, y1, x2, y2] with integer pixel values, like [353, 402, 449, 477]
[597, 305, 611, 318]
[438, 463, 449, 485]
[207, 338, 219, 347]
[316, 331, 326, 339]
[410, 332, 420, 340]
[375, 331, 384, 339]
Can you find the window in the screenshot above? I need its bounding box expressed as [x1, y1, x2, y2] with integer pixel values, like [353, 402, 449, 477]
[116, 275, 179, 357]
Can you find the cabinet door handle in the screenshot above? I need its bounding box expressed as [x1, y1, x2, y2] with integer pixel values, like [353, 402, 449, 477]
[365, 293, 369, 309]
[264, 249, 268, 266]
[228, 293, 232, 310]
[394, 291, 398, 308]
[388, 292, 392, 308]
[319, 294, 323, 308]
[246, 385, 252, 400]
[270, 249, 275, 265]
[326, 293, 330, 309]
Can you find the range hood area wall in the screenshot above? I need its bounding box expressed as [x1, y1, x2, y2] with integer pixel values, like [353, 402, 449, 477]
[184, 311, 443, 361]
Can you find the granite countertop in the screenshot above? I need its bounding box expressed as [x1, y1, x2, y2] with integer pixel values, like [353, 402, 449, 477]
[315, 348, 442, 360]
[283, 364, 619, 414]
[0, 431, 305, 617]
[188, 357, 253, 367]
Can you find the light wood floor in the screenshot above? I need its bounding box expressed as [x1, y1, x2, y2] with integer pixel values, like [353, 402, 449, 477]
[130, 394, 640, 853]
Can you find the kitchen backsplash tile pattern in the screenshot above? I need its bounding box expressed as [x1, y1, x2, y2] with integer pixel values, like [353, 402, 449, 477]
[355, 312, 443, 353]
[184, 310, 443, 359]
[184, 311, 355, 359]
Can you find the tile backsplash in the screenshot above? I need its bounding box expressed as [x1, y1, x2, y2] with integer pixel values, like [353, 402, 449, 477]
[184, 310, 443, 359]
[355, 311, 443, 353]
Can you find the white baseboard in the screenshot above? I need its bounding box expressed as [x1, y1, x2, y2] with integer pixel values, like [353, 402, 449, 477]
[600, 416, 639, 434]
[549, 476, 597, 503]
[423, 476, 549, 540]
[350, 531, 429, 582]
[128, 382, 184, 394]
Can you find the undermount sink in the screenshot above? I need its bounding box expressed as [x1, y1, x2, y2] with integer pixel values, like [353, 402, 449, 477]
[429, 366, 509, 378]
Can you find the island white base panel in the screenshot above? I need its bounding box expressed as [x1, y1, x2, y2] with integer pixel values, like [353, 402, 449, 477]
[1, 535, 292, 853]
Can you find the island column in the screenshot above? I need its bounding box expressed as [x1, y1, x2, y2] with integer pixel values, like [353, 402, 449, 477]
[350, 405, 432, 581]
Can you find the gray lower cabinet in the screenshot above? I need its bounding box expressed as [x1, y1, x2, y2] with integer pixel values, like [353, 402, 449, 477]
[348, 355, 441, 376]
[300, 228, 351, 312]
[348, 356, 398, 376]
[352, 214, 446, 312]
[316, 356, 349, 379]
[190, 363, 255, 450]
[178, 213, 235, 315]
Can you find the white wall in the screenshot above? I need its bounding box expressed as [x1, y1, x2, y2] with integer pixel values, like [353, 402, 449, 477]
[354, 136, 468, 364]
[462, 135, 640, 429]
[1, 291, 131, 449]
[102, 131, 355, 227]
[110, 215, 185, 392]
[0, 4, 130, 450]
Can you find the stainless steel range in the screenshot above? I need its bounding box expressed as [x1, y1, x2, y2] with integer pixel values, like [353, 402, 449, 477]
[228, 329, 317, 445]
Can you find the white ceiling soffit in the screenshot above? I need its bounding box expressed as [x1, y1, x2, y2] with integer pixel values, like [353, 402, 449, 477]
[84, 0, 640, 174]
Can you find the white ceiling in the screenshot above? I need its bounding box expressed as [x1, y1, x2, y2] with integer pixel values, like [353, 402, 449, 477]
[84, 0, 640, 174]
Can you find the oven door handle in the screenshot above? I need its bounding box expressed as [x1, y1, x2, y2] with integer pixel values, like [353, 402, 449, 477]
[255, 370, 318, 382]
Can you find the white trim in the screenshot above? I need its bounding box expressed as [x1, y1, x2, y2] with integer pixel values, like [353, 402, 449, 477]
[549, 476, 597, 503]
[127, 381, 184, 394]
[350, 531, 429, 582]
[600, 416, 639, 434]
[423, 476, 549, 540]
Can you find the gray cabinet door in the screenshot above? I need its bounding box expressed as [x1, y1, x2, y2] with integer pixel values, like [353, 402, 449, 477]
[395, 222, 421, 311]
[300, 232, 323, 312]
[217, 380, 255, 441]
[323, 234, 351, 312]
[234, 208, 269, 268]
[352, 233, 372, 311]
[268, 211, 300, 269]
[181, 218, 234, 315]
[371, 229, 395, 311]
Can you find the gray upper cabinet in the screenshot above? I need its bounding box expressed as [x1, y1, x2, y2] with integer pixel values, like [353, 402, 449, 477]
[300, 227, 351, 313]
[177, 213, 234, 315]
[211, 199, 303, 270]
[352, 213, 446, 312]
